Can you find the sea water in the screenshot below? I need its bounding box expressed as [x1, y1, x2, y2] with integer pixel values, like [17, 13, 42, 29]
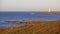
[0, 12, 60, 28]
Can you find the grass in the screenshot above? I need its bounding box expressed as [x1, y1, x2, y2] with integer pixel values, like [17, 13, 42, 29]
[0, 20, 60, 34]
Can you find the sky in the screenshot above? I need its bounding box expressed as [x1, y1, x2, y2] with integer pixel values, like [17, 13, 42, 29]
[0, 0, 60, 11]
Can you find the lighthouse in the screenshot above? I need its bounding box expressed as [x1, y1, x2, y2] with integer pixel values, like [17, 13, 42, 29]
[48, 8, 51, 12]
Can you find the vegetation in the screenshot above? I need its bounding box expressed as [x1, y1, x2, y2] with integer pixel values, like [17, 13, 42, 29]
[0, 20, 60, 34]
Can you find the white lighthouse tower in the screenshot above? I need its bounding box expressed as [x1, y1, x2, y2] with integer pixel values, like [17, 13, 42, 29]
[48, 8, 51, 12]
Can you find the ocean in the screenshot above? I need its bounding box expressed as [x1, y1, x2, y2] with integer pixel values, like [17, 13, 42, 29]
[0, 12, 60, 28]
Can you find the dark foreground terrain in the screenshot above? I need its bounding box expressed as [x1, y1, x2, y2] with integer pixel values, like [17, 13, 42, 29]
[0, 20, 60, 34]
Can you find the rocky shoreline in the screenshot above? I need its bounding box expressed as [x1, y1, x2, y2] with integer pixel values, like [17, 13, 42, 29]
[4, 20, 59, 24]
[39, 12, 60, 14]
